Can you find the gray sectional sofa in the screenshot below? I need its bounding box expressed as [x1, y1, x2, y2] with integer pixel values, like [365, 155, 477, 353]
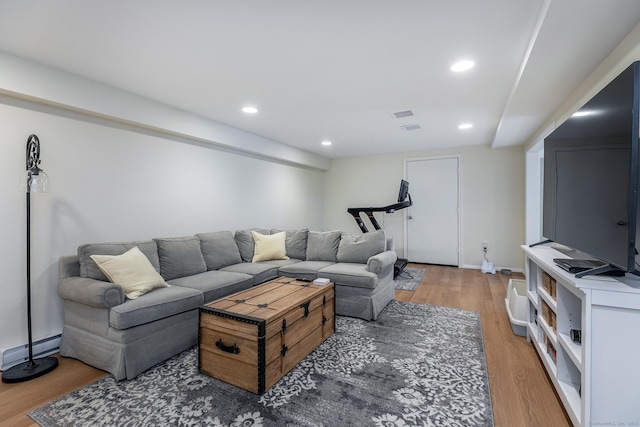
[57, 228, 397, 380]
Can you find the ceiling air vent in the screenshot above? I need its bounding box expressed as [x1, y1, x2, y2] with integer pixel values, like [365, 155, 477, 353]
[392, 110, 414, 118]
[400, 124, 422, 131]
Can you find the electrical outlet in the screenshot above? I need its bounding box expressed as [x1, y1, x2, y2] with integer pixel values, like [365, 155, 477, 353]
[482, 240, 488, 250]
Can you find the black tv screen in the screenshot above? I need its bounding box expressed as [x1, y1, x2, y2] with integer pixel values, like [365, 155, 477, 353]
[542, 61, 640, 276]
[398, 179, 409, 203]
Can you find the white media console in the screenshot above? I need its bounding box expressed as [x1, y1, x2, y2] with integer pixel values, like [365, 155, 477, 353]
[522, 245, 640, 426]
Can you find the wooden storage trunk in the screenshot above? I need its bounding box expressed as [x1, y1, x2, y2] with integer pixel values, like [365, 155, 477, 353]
[199, 277, 335, 394]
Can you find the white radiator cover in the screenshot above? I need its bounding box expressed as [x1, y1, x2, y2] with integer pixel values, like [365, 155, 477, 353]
[1, 335, 61, 370]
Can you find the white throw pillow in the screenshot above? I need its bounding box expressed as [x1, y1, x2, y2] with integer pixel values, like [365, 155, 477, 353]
[251, 231, 289, 263]
[91, 246, 169, 299]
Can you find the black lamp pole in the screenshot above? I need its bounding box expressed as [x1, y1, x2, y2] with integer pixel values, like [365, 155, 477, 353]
[2, 135, 58, 383]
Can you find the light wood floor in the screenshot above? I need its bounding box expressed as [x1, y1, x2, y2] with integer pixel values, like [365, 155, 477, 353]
[1, 265, 571, 427]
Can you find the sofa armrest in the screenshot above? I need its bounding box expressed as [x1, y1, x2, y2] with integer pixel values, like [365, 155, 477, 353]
[366, 250, 398, 274]
[58, 276, 124, 309]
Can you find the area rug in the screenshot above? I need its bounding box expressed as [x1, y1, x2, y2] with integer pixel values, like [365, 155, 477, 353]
[393, 267, 427, 291]
[29, 300, 493, 427]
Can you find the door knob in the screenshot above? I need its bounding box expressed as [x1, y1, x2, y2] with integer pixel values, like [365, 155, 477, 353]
[408, 215, 413, 220]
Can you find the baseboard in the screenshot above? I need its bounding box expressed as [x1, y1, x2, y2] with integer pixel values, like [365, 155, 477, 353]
[462, 264, 524, 274]
[1, 334, 61, 371]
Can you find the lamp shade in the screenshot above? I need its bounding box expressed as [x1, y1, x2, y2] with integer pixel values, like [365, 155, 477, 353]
[20, 169, 51, 193]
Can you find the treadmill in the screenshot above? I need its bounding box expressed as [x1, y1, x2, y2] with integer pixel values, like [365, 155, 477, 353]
[347, 180, 412, 278]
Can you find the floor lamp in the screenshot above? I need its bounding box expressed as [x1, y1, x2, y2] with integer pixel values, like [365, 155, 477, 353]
[2, 134, 58, 383]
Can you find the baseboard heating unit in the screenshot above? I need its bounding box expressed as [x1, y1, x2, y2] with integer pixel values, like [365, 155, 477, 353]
[1, 334, 61, 371]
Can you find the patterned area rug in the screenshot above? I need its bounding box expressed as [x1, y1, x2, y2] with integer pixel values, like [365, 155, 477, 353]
[30, 300, 493, 427]
[393, 267, 427, 291]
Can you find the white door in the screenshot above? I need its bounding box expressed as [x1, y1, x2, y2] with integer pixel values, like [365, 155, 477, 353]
[405, 156, 460, 266]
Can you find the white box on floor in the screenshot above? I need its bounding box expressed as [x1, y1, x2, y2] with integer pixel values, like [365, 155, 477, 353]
[505, 279, 528, 337]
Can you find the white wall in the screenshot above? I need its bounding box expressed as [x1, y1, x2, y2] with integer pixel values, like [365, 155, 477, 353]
[525, 142, 544, 245]
[524, 22, 640, 151]
[0, 96, 325, 355]
[324, 145, 525, 271]
[0, 51, 330, 171]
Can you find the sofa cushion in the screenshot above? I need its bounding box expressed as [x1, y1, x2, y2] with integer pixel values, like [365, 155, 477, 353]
[252, 231, 289, 262]
[279, 260, 336, 280]
[306, 230, 342, 262]
[107, 310, 197, 345]
[90, 246, 169, 300]
[197, 231, 243, 270]
[271, 228, 308, 260]
[168, 270, 253, 303]
[260, 258, 302, 267]
[109, 285, 203, 330]
[78, 240, 160, 281]
[220, 262, 280, 286]
[235, 228, 270, 262]
[337, 230, 386, 264]
[154, 236, 207, 281]
[318, 263, 378, 289]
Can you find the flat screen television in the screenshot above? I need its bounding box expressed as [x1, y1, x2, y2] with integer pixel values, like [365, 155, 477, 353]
[541, 61, 640, 277]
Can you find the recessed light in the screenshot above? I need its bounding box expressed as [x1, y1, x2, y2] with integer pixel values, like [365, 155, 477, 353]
[451, 60, 475, 72]
[321, 140, 332, 146]
[242, 106, 258, 114]
[458, 123, 473, 129]
[571, 111, 590, 117]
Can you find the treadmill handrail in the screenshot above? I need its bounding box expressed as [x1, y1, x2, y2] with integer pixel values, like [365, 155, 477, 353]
[347, 194, 412, 233]
[346, 199, 412, 214]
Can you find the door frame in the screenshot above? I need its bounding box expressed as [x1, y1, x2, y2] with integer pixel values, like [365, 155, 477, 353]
[403, 154, 463, 267]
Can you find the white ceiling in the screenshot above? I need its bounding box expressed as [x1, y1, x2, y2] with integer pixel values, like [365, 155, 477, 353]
[1, 1, 640, 158]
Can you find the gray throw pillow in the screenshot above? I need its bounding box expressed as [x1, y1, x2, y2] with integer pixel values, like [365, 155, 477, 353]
[306, 230, 342, 262]
[78, 240, 160, 281]
[197, 231, 243, 270]
[153, 236, 207, 281]
[234, 228, 270, 262]
[271, 228, 308, 260]
[337, 230, 386, 264]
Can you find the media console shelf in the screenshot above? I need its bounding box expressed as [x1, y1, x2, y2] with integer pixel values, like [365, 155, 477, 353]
[522, 245, 640, 426]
